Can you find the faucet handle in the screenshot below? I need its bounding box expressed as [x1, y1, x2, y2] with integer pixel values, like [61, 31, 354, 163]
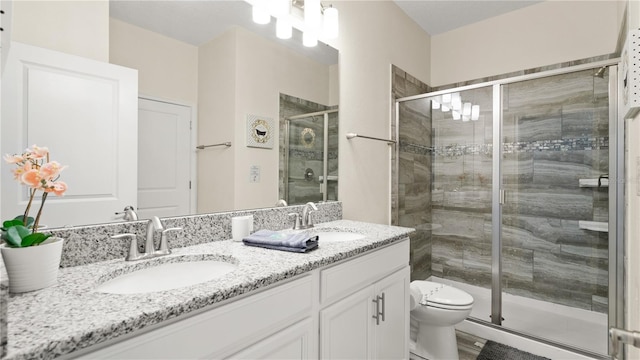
[112, 233, 143, 261]
[288, 213, 301, 230]
[157, 227, 182, 255]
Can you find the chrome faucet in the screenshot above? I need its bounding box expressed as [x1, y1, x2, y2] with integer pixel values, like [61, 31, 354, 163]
[115, 205, 138, 221]
[144, 216, 164, 257]
[112, 216, 181, 261]
[300, 202, 318, 229]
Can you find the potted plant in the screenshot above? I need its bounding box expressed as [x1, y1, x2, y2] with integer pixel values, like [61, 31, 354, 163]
[1, 145, 68, 293]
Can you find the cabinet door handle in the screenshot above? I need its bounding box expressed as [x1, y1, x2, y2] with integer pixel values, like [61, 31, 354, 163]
[380, 292, 385, 322]
[372, 297, 380, 325]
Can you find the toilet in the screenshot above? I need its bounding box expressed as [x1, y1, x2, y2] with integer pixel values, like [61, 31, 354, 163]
[409, 280, 474, 360]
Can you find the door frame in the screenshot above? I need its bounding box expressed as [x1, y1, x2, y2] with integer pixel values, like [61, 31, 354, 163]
[138, 94, 197, 215]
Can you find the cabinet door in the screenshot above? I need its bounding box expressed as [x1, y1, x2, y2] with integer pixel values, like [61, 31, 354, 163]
[320, 285, 373, 359]
[373, 266, 410, 360]
[228, 318, 315, 359]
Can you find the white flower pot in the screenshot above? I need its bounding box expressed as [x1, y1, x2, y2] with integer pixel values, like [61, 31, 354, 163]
[0, 237, 64, 293]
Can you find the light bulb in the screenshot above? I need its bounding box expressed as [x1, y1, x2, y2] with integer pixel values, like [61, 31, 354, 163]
[432, 100, 440, 110]
[303, 31, 318, 47]
[323, 6, 339, 39]
[252, 2, 271, 24]
[471, 105, 480, 120]
[463, 102, 472, 116]
[276, 17, 292, 39]
[442, 93, 452, 105]
[452, 93, 462, 112]
[452, 111, 461, 120]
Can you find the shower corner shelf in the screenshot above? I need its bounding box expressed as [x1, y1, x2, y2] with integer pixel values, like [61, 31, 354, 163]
[579, 178, 609, 188]
[578, 220, 609, 233]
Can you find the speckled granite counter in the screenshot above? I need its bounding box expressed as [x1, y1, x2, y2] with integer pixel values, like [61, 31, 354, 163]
[4, 219, 413, 360]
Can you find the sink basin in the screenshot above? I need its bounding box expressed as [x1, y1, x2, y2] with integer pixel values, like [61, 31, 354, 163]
[314, 231, 365, 243]
[96, 255, 237, 294]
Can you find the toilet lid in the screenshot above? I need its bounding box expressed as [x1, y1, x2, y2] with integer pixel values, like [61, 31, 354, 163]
[412, 281, 474, 309]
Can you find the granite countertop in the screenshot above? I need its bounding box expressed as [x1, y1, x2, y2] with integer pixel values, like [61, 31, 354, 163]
[4, 220, 413, 360]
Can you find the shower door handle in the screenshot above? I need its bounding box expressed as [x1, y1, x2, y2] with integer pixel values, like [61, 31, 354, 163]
[610, 327, 640, 360]
[499, 189, 506, 204]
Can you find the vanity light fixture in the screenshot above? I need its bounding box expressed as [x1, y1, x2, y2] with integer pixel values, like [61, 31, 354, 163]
[250, 0, 338, 47]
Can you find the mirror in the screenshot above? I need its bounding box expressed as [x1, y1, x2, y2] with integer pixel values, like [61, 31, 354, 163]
[3, 0, 339, 226]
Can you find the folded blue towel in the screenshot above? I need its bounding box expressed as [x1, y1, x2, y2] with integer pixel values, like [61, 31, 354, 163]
[242, 229, 319, 253]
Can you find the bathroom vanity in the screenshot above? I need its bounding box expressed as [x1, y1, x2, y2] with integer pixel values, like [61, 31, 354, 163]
[2, 218, 412, 360]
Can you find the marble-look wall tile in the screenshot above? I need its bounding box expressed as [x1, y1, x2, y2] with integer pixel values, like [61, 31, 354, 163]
[397, 58, 614, 313]
[504, 188, 593, 221]
[393, 65, 432, 282]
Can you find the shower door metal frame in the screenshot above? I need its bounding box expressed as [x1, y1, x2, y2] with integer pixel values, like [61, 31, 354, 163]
[284, 109, 339, 204]
[395, 58, 623, 357]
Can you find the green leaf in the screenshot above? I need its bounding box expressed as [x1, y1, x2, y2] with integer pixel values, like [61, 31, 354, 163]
[13, 215, 34, 228]
[2, 219, 23, 230]
[21, 232, 51, 247]
[4, 226, 23, 247]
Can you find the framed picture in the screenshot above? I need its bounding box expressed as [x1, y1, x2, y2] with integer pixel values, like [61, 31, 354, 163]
[246, 114, 274, 149]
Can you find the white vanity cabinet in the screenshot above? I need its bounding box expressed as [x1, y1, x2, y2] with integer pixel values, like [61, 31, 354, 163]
[78, 275, 316, 359]
[319, 239, 410, 359]
[75, 238, 409, 360]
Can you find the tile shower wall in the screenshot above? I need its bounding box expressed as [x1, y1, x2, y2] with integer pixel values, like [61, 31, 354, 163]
[278, 94, 338, 205]
[499, 69, 609, 312]
[429, 69, 609, 312]
[392, 66, 432, 281]
[395, 64, 611, 312]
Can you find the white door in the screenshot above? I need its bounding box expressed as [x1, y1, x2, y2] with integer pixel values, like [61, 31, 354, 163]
[1, 42, 137, 228]
[137, 98, 192, 219]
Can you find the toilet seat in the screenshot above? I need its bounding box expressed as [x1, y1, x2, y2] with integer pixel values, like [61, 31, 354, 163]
[412, 281, 473, 310]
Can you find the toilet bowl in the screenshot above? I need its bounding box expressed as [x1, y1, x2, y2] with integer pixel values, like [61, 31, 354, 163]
[410, 280, 474, 360]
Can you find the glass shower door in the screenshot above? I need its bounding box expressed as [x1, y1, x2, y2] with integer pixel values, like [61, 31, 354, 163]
[499, 68, 610, 355]
[398, 86, 495, 322]
[285, 110, 338, 205]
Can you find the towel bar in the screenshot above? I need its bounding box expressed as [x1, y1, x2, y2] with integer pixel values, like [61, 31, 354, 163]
[346, 133, 396, 145]
[196, 142, 232, 150]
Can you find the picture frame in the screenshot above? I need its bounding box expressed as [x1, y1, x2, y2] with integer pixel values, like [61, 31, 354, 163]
[246, 114, 274, 149]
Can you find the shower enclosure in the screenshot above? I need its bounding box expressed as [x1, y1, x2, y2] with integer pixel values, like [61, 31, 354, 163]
[396, 61, 622, 357]
[283, 109, 339, 205]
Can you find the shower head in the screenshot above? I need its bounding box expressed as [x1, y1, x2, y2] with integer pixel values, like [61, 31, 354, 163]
[593, 66, 606, 78]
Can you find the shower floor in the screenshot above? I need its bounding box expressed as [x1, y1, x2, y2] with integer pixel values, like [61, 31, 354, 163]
[431, 277, 608, 356]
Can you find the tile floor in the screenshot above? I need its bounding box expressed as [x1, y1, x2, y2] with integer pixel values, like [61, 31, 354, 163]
[410, 330, 487, 360]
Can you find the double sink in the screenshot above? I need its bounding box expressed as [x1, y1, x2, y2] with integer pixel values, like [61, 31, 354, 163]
[95, 230, 365, 295]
